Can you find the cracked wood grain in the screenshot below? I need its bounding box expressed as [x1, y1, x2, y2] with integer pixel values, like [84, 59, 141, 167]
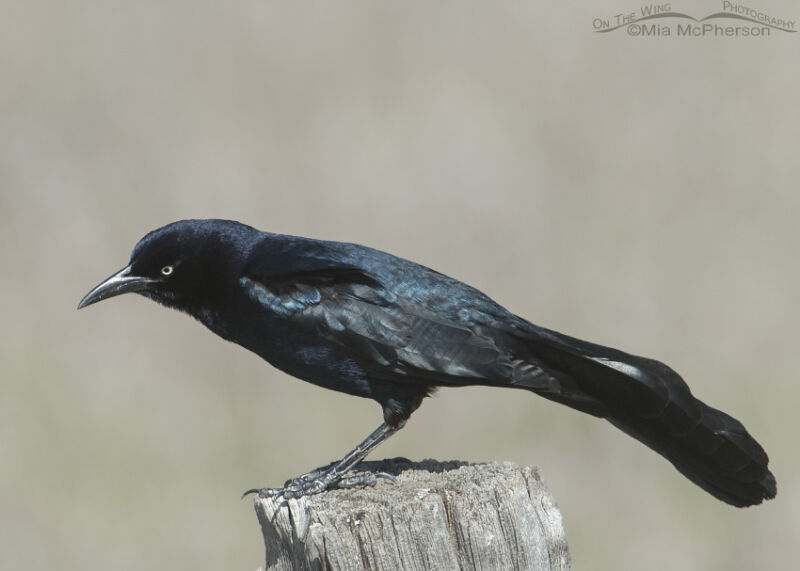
[254, 459, 569, 570]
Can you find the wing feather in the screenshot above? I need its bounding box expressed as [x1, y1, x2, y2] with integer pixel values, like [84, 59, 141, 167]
[242, 246, 605, 414]
[242, 267, 519, 384]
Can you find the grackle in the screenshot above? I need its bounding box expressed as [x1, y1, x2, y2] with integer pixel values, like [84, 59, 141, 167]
[78, 219, 776, 506]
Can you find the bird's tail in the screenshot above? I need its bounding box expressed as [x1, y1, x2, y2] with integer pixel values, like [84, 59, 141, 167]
[522, 329, 776, 507]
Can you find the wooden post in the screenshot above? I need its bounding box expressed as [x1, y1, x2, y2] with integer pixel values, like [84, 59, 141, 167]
[254, 459, 570, 570]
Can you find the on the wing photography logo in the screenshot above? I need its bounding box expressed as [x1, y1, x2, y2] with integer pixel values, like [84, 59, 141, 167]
[593, 2, 795, 37]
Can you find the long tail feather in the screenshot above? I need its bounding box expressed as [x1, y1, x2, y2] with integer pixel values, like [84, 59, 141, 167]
[525, 329, 776, 507]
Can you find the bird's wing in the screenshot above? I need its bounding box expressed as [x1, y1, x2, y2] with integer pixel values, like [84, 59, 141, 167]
[241, 263, 564, 390]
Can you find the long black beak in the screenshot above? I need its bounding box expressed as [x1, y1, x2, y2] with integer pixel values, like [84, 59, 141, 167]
[78, 265, 157, 309]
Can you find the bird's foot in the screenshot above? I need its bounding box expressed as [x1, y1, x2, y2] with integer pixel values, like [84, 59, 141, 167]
[243, 465, 396, 500]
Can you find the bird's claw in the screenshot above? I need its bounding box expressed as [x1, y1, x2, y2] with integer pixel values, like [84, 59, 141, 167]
[249, 473, 338, 500]
[337, 470, 396, 488]
[242, 468, 396, 500]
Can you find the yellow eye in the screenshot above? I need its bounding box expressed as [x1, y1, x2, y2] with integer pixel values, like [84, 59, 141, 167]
[161, 265, 174, 276]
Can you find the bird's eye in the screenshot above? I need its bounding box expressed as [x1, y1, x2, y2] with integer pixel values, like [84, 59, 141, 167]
[160, 265, 174, 276]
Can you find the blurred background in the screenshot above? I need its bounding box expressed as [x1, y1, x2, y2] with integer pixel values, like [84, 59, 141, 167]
[2, 1, 797, 569]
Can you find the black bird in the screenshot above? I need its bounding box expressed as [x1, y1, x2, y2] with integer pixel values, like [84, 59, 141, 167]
[78, 219, 776, 507]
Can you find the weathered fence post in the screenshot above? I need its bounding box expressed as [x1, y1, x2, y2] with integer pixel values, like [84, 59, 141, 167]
[254, 459, 570, 570]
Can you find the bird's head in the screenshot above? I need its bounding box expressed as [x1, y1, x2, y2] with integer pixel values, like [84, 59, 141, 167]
[78, 219, 258, 312]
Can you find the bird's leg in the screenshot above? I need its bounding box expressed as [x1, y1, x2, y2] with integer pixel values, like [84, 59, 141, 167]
[247, 421, 404, 500]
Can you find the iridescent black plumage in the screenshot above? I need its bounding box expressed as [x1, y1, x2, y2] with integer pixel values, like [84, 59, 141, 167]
[79, 219, 776, 506]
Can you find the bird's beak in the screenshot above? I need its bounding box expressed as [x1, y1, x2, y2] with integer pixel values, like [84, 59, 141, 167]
[77, 265, 157, 309]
